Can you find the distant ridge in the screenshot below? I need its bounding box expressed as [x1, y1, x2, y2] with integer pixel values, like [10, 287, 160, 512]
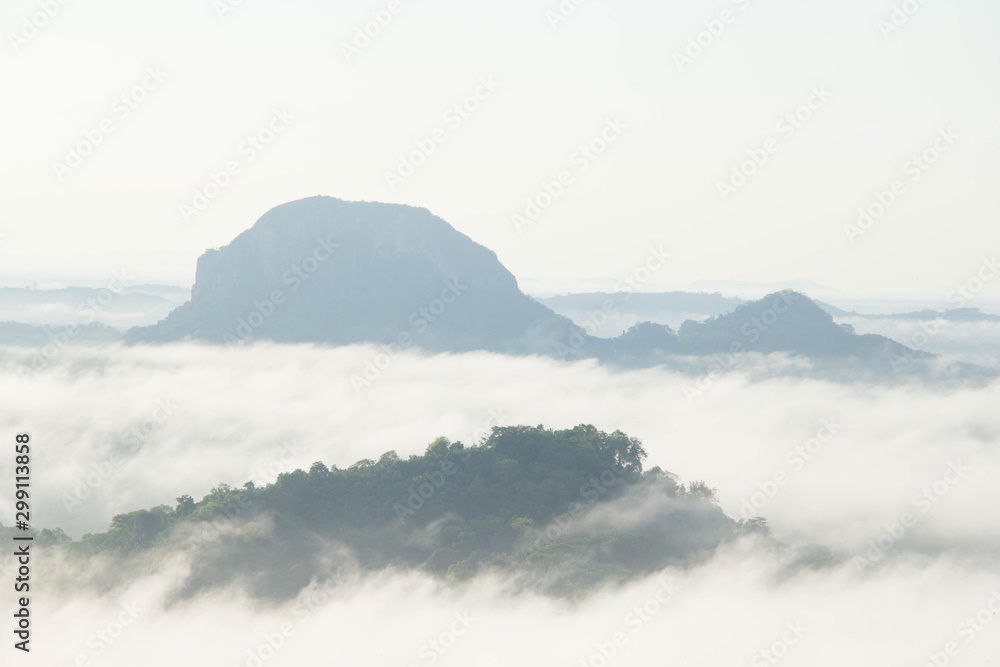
[124, 196, 938, 376]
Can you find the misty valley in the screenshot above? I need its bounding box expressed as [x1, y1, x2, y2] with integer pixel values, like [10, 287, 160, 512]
[4, 0, 999, 661]
[1, 195, 998, 665]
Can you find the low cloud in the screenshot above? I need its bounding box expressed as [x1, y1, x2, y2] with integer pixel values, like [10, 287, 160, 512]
[0, 341, 997, 663]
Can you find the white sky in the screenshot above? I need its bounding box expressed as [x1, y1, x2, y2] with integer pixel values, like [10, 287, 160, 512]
[1, 0, 998, 301]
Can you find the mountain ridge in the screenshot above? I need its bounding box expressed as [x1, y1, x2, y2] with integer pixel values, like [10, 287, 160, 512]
[124, 196, 932, 375]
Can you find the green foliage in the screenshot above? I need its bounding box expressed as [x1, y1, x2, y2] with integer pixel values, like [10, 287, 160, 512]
[67, 424, 749, 598]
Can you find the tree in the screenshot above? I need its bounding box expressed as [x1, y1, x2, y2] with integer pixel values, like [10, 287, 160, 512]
[606, 430, 647, 473]
[176, 495, 195, 517]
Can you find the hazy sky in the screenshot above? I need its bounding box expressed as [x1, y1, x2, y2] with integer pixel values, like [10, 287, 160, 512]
[2, 0, 999, 300]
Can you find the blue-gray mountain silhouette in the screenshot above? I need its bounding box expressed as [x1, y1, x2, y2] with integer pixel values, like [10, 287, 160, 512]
[126, 196, 929, 374]
[125, 197, 581, 353]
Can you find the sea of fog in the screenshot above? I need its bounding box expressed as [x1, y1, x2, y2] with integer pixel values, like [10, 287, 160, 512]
[0, 342, 997, 666]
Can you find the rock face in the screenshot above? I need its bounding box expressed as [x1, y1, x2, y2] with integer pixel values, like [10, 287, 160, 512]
[126, 196, 927, 374]
[125, 197, 583, 352]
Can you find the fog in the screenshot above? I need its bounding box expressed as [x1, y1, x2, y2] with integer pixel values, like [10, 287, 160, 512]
[837, 317, 1000, 370]
[1, 342, 998, 552]
[16, 542, 1000, 666]
[0, 341, 997, 664]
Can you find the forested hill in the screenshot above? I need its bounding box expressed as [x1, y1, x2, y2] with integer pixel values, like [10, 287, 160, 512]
[69, 425, 761, 598]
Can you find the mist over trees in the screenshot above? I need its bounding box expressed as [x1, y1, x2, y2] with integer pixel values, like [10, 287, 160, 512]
[64, 425, 761, 599]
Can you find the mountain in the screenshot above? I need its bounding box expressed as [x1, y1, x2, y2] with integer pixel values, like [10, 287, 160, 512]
[539, 291, 745, 334]
[66, 425, 757, 599]
[125, 197, 582, 353]
[0, 285, 186, 328]
[814, 300, 853, 317]
[676, 292, 894, 357]
[816, 304, 1000, 323]
[689, 278, 835, 297]
[0, 321, 121, 346]
[592, 290, 930, 374]
[540, 291, 744, 317]
[125, 196, 930, 374]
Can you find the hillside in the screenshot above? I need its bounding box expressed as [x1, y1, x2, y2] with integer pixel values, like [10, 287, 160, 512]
[68, 425, 752, 599]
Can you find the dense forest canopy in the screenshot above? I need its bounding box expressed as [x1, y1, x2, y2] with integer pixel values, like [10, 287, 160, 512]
[66, 425, 762, 598]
